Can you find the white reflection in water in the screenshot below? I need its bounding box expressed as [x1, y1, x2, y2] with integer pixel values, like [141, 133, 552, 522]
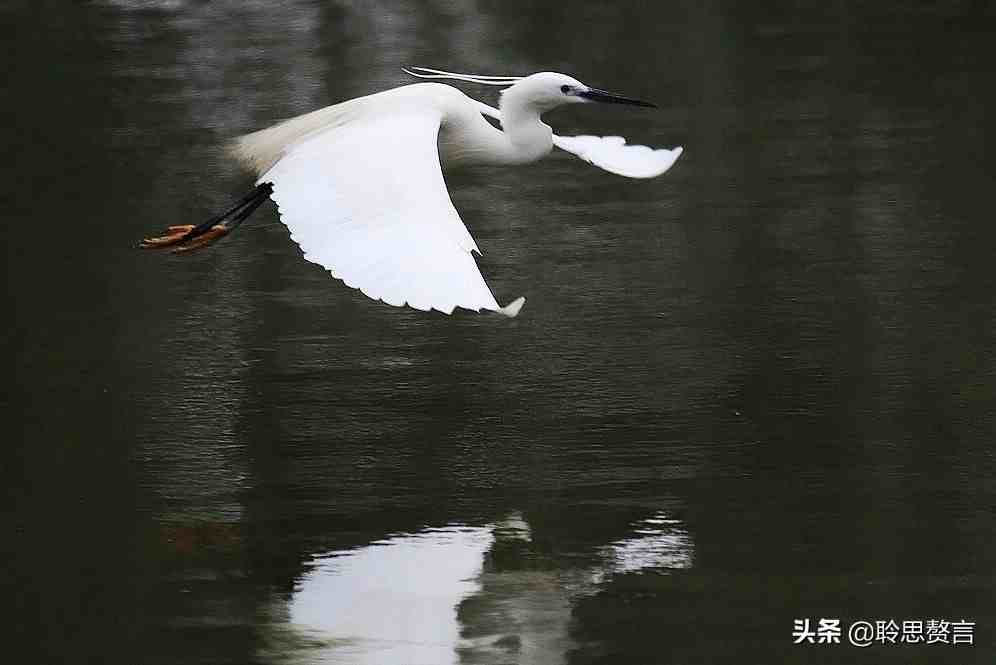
[288, 526, 493, 665]
[603, 513, 693, 574]
[274, 512, 692, 664]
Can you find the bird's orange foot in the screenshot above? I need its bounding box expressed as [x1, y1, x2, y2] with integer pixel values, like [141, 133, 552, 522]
[140, 225, 197, 248]
[138, 183, 272, 254]
[140, 224, 232, 252]
[170, 224, 231, 253]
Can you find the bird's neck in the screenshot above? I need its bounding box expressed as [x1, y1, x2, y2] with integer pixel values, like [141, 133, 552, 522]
[497, 96, 553, 164]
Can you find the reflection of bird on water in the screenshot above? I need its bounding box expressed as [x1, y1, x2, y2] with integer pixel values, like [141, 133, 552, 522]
[142, 67, 683, 317]
[264, 511, 692, 664]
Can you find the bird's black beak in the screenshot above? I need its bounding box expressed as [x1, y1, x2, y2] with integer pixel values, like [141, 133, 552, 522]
[578, 87, 656, 108]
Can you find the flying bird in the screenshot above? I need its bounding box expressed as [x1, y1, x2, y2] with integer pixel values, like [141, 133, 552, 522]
[142, 67, 683, 318]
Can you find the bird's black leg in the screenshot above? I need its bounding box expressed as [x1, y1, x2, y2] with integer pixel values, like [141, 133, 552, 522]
[141, 182, 274, 252]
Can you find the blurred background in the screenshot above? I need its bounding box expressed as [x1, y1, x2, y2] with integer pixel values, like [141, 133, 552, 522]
[4, 1, 995, 663]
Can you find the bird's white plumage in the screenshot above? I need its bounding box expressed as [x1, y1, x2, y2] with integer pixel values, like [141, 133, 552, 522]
[227, 70, 682, 318]
[260, 108, 505, 315]
[552, 136, 683, 179]
[473, 100, 683, 179]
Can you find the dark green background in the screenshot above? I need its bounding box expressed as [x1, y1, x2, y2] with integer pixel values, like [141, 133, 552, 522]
[5, 1, 994, 663]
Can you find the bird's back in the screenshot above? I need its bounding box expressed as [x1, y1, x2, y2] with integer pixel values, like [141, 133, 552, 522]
[230, 83, 474, 176]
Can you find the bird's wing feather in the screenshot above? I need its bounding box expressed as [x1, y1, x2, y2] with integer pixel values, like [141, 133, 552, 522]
[473, 99, 682, 179]
[552, 135, 683, 179]
[260, 108, 517, 316]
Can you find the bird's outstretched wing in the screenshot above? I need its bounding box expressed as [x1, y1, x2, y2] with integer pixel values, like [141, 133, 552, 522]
[552, 135, 683, 179]
[259, 109, 523, 317]
[475, 100, 682, 179]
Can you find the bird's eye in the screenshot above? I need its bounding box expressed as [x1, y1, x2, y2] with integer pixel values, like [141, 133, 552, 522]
[560, 85, 570, 94]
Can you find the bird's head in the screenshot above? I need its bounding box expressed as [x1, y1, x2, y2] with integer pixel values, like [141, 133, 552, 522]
[503, 72, 657, 112]
[403, 67, 656, 113]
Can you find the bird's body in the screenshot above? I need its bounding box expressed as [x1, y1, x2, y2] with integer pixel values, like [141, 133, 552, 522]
[143, 68, 683, 317]
[439, 83, 554, 168]
[232, 81, 555, 175]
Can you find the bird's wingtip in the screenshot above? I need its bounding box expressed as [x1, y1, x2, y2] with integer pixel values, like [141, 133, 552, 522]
[498, 296, 526, 318]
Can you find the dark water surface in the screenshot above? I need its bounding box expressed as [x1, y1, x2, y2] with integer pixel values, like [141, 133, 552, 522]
[6, 1, 996, 663]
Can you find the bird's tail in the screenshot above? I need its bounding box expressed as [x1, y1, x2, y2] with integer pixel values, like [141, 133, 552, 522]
[229, 98, 365, 176]
[139, 183, 273, 253]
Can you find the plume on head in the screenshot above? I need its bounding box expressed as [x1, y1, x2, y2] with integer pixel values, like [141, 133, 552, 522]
[403, 66, 522, 87]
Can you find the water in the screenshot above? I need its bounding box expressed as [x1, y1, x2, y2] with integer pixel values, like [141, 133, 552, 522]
[5, 2, 995, 663]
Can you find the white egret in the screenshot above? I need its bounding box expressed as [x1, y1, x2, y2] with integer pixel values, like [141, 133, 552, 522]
[142, 67, 683, 318]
